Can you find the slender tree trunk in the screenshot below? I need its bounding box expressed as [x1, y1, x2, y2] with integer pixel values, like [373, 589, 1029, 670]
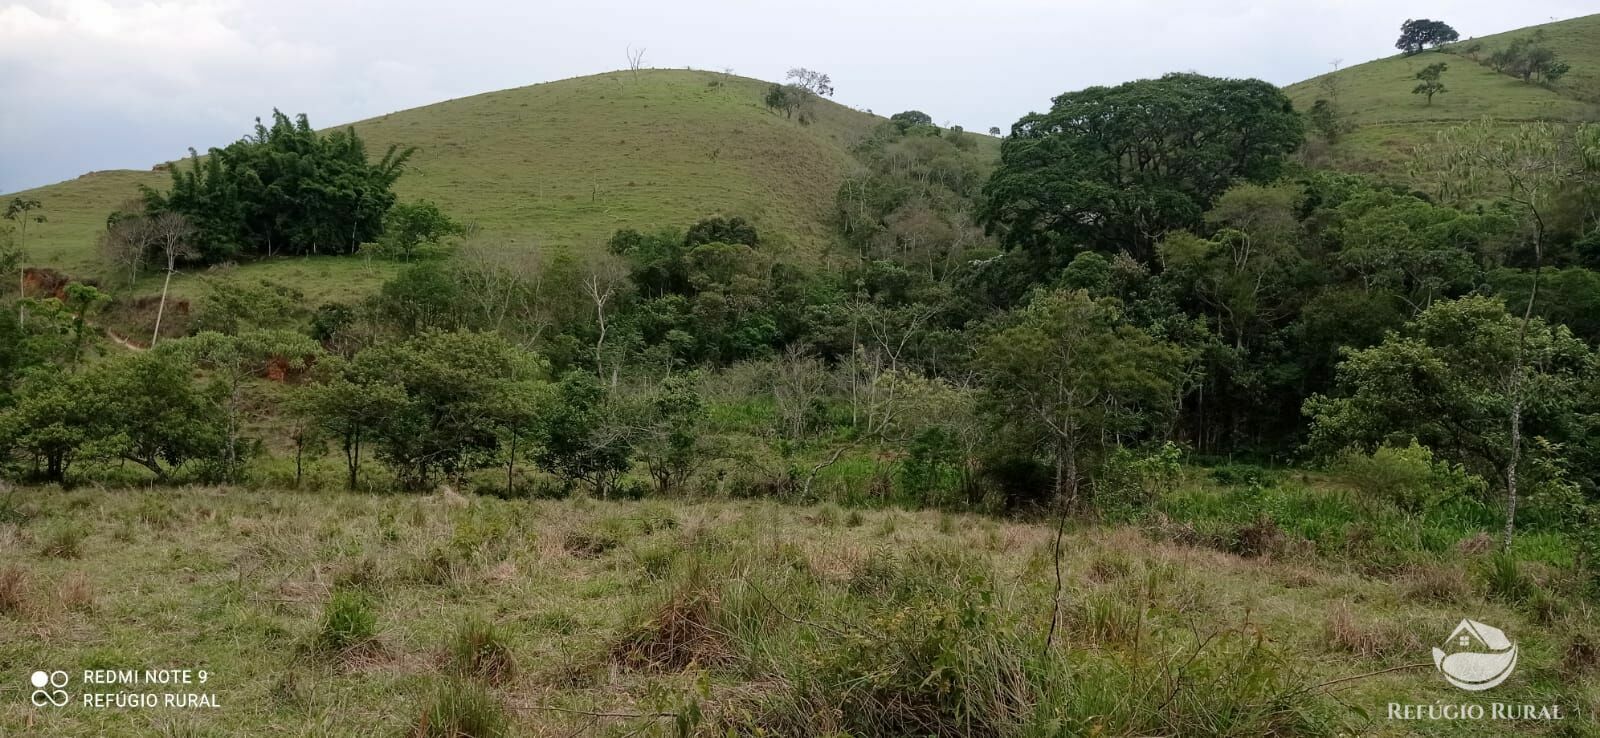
[506, 433, 517, 497]
[151, 264, 175, 347]
[1505, 216, 1544, 552]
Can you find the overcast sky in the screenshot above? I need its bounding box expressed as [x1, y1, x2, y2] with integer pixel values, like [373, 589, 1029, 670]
[1, 0, 1594, 193]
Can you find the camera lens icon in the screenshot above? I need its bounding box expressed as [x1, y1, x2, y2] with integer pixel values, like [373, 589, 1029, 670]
[30, 670, 70, 707]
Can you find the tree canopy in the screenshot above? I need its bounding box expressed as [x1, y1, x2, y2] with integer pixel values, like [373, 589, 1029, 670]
[143, 111, 415, 262]
[980, 73, 1302, 263]
[1395, 19, 1460, 55]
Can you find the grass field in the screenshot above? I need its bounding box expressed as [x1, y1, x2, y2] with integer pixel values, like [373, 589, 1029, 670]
[1285, 14, 1600, 178]
[3, 69, 898, 303]
[0, 478, 1593, 736]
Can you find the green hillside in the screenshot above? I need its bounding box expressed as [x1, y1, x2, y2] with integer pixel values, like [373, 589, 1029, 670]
[5, 69, 889, 298]
[1285, 13, 1600, 176]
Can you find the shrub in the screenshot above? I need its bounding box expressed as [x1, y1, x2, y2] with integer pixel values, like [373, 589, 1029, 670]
[1336, 441, 1483, 513]
[1209, 462, 1275, 487]
[1479, 552, 1533, 603]
[317, 590, 377, 652]
[449, 617, 515, 684]
[1096, 441, 1184, 515]
[39, 523, 86, 558]
[411, 680, 507, 738]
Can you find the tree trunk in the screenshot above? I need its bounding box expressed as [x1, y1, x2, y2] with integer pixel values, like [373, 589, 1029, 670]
[1504, 391, 1523, 552]
[506, 433, 517, 497]
[151, 266, 175, 347]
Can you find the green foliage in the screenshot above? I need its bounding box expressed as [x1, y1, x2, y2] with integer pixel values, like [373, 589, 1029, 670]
[317, 590, 377, 652]
[143, 110, 415, 262]
[413, 680, 507, 738]
[977, 290, 1187, 505]
[635, 374, 712, 494]
[370, 200, 461, 262]
[982, 73, 1302, 261]
[1486, 32, 1571, 85]
[1095, 441, 1185, 515]
[1412, 62, 1449, 104]
[4, 349, 228, 482]
[345, 331, 547, 490]
[534, 372, 632, 497]
[448, 617, 515, 684]
[190, 278, 309, 335]
[1306, 295, 1598, 488]
[1396, 19, 1459, 55]
[1335, 440, 1486, 512]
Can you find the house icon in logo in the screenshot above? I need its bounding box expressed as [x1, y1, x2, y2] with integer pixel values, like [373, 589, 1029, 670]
[1433, 619, 1517, 691]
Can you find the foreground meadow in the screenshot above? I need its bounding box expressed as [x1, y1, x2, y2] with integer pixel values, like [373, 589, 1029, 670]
[0, 481, 1595, 737]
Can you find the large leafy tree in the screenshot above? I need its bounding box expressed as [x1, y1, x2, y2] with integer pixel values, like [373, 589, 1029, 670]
[1395, 19, 1459, 56]
[352, 330, 547, 490]
[981, 74, 1302, 264]
[144, 111, 415, 262]
[1305, 296, 1598, 540]
[976, 289, 1186, 507]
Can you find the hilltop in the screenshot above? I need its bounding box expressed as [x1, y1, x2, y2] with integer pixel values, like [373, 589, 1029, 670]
[1285, 13, 1600, 177]
[5, 69, 893, 298]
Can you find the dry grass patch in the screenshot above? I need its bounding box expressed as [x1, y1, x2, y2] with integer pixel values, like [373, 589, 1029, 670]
[56, 570, 95, 612]
[0, 564, 31, 616]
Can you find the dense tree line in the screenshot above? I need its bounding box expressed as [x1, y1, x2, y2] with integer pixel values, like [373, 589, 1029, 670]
[3, 74, 1600, 557]
[140, 111, 418, 263]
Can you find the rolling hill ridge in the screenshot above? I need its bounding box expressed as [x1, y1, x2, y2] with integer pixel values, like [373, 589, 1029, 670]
[6, 70, 889, 297]
[1285, 13, 1600, 176]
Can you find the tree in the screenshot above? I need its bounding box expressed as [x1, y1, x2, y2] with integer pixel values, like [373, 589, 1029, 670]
[143, 111, 414, 261]
[92, 351, 228, 480]
[303, 364, 406, 490]
[149, 211, 195, 346]
[60, 283, 109, 371]
[625, 45, 646, 80]
[1487, 34, 1571, 85]
[976, 290, 1186, 508]
[175, 330, 322, 481]
[981, 74, 1303, 263]
[1, 371, 101, 481]
[785, 68, 834, 97]
[634, 373, 714, 494]
[1412, 62, 1448, 105]
[1413, 121, 1600, 549]
[1396, 19, 1459, 56]
[1306, 296, 1596, 547]
[1332, 188, 1510, 314]
[987, 126, 1003, 137]
[4, 197, 45, 328]
[535, 371, 632, 497]
[890, 110, 934, 133]
[372, 200, 461, 262]
[354, 331, 546, 490]
[764, 84, 798, 119]
[100, 202, 154, 286]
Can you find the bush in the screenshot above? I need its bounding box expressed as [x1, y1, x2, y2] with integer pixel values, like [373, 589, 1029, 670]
[1096, 441, 1184, 516]
[1336, 441, 1483, 513]
[411, 680, 507, 738]
[449, 617, 515, 684]
[1209, 462, 1275, 487]
[317, 590, 377, 652]
[39, 523, 86, 559]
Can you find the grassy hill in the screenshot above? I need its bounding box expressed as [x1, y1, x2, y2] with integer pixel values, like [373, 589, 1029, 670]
[4, 69, 890, 302]
[1286, 14, 1600, 177]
